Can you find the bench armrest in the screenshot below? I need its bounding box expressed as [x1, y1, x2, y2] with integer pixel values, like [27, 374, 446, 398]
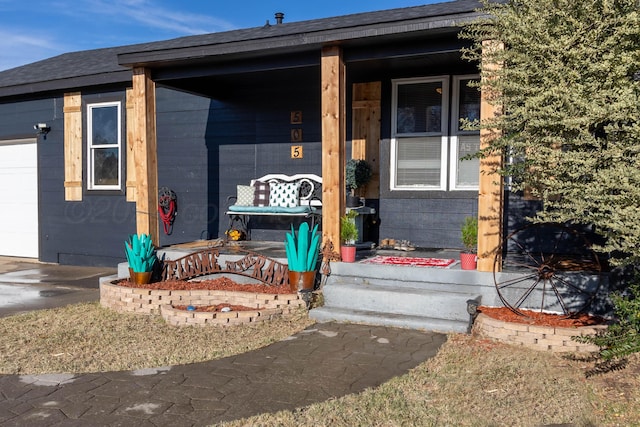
[226, 195, 238, 210]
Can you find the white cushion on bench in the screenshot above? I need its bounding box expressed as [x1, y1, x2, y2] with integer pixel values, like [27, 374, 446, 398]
[236, 185, 254, 206]
[269, 182, 299, 208]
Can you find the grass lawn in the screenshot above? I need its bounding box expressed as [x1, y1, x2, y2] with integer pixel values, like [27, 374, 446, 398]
[0, 303, 637, 426]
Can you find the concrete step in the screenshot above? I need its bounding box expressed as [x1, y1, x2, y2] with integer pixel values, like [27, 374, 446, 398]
[329, 261, 494, 288]
[321, 281, 477, 322]
[309, 261, 491, 333]
[310, 306, 470, 333]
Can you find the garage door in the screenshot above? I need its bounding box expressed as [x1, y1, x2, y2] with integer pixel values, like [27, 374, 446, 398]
[0, 139, 38, 258]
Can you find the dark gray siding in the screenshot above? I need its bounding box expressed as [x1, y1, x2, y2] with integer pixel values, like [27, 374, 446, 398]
[155, 87, 212, 246]
[155, 68, 322, 243]
[378, 198, 478, 249]
[0, 93, 136, 266]
[503, 191, 542, 236]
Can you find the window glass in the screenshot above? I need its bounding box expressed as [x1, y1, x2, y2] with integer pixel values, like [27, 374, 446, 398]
[456, 135, 480, 187]
[396, 137, 442, 187]
[457, 78, 480, 132]
[91, 105, 118, 145]
[93, 147, 119, 186]
[392, 77, 448, 189]
[396, 82, 443, 134]
[453, 77, 480, 189]
[88, 102, 121, 190]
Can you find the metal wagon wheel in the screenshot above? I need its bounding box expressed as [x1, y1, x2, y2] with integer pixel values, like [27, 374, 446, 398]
[493, 223, 602, 317]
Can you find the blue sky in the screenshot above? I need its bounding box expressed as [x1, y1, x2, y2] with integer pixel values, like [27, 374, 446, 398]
[0, 0, 446, 71]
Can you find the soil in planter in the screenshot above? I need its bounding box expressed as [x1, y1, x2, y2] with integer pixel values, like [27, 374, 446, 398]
[119, 276, 292, 294]
[173, 303, 256, 312]
[479, 306, 607, 328]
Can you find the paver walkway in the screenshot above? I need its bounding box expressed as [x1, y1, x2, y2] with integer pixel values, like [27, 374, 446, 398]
[0, 322, 446, 426]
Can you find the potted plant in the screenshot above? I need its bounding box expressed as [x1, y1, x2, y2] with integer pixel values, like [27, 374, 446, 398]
[284, 222, 321, 292]
[345, 159, 373, 207]
[460, 216, 478, 270]
[340, 210, 359, 262]
[125, 233, 157, 284]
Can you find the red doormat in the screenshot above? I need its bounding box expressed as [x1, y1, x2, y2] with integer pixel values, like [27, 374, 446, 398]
[361, 256, 457, 268]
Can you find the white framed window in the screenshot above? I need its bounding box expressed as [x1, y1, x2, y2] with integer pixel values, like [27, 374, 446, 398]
[391, 76, 449, 190]
[390, 75, 480, 191]
[450, 75, 480, 190]
[87, 101, 122, 190]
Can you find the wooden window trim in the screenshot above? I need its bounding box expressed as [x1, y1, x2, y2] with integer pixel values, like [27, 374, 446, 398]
[64, 92, 83, 201]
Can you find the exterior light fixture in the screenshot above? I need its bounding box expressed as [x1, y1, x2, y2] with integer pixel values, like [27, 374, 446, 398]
[34, 123, 51, 139]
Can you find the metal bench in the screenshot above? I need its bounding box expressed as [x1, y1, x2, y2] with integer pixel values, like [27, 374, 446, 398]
[225, 174, 322, 240]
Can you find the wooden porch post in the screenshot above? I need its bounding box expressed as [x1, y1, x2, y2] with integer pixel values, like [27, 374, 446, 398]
[321, 46, 346, 255]
[125, 88, 137, 202]
[131, 67, 159, 245]
[477, 41, 504, 272]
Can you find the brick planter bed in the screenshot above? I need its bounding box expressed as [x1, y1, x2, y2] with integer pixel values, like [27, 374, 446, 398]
[159, 304, 287, 327]
[100, 281, 306, 327]
[472, 312, 607, 353]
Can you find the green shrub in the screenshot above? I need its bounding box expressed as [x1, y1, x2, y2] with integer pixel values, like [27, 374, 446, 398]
[346, 159, 373, 194]
[574, 282, 640, 369]
[340, 210, 359, 245]
[461, 216, 478, 253]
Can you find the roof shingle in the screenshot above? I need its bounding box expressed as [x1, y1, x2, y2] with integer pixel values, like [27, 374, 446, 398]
[0, 0, 482, 97]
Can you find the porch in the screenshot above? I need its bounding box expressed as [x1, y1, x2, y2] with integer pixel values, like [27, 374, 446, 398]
[126, 240, 502, 334]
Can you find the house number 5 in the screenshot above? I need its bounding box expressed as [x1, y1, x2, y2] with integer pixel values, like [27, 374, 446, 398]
[291, 145, 303, 159]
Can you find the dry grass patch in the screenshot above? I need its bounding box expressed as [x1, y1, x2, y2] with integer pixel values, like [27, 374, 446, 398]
[1, 304, 638, 426]
[0, 302, 313, 375]
[219, 334, 640, 427]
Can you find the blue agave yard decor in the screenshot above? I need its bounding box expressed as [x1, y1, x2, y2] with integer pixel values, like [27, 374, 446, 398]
[284, 222, 320, 292]
[125, 233, 157, 284]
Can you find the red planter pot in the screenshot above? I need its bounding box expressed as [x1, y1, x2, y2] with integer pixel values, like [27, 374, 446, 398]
[341, 245, 356, 263]
[460, 252, 478, 270]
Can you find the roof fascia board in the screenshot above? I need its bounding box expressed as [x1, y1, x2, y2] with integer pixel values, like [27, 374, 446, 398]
[343, 36, 468, 63]
[0, 70, 132, 99]
[118, 12, 480, 67]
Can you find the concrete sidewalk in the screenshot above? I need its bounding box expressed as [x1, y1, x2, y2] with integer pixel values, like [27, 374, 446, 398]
[0, 322, 446, 426]
[0, 257, 115, 318]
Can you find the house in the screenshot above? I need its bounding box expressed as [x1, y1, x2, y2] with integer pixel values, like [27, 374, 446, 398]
[0, 0, 504, 269]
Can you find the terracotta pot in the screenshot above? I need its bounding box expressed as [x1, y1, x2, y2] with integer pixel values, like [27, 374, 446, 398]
[341, 245, 356, 263]
[460, 252, 477, 270]
[288, 271, 316, 293]
[129, 268, 152, 285]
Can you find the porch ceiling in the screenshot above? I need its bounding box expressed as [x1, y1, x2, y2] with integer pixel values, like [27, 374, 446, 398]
[152, 39, 472, 99]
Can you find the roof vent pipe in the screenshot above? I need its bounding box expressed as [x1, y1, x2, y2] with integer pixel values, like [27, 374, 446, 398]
[275, 12, 284, 24]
